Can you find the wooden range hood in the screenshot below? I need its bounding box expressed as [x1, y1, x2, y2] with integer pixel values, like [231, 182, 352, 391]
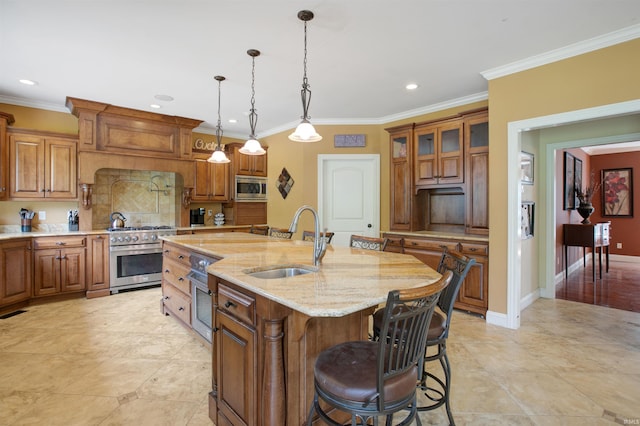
[66, 97, 204, 230]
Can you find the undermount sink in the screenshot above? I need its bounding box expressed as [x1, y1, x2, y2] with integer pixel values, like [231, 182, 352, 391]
[245, 265, 316, 279]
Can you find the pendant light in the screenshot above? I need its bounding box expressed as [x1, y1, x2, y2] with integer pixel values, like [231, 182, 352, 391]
[289, 10, 322, 143]
[239, 49, 266, 155]
[207, 75, 231, 163]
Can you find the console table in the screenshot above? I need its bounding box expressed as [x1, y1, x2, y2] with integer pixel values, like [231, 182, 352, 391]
[563, 222, 610, 281]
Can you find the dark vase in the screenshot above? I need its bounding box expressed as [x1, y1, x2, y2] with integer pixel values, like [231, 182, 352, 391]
[577, 202, 595, 224]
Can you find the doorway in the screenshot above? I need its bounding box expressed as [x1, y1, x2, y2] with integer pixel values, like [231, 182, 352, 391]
[502, 99, 640, 329]
[317, 154, 380, 247]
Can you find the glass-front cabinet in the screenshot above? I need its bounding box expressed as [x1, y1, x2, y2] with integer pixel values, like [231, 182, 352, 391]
[387, 123, 414, 231]
[414, 120, 463, 186]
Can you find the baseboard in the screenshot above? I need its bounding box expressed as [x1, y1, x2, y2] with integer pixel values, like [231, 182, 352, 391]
[610, 254, 640, 263]
[486, 310, 513, 329]
[520, 289, 540, 310]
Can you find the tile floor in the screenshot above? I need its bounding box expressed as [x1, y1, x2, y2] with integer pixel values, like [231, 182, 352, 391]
[1, 287, 639, 425]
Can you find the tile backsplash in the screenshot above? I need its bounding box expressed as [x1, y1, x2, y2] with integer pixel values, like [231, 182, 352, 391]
[92, 169, 181, 230]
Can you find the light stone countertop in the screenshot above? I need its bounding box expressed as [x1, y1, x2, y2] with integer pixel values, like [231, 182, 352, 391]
[161, 232, 442, 318]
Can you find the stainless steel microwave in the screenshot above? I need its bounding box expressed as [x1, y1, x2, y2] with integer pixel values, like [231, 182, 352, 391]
[235, 175, 268, 201]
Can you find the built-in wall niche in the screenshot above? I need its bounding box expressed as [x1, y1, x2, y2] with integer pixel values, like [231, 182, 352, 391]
[417, 187, 466, 232]
[91, 169, 183, 230]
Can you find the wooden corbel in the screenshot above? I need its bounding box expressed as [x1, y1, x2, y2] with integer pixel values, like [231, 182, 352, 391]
[80, 183, 93, 209]
[182, 188, 193, 208]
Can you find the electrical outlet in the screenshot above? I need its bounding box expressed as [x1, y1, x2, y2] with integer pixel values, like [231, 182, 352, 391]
[208, 210, 213, 216]
[617, 243, 622, 249]
[38, 211, 46, 220]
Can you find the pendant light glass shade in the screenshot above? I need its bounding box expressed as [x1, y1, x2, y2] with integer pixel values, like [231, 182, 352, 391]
[289, 10, 322, 143]
[239, 49, 266, 156]
[207, 75, 230, 163]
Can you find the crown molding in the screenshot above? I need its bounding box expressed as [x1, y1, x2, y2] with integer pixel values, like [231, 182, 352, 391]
[0, 94, 69, 113]
[481, 23, 640, 81]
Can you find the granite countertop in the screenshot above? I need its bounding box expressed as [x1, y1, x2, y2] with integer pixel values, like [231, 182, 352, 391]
[162, 232, 442, 318]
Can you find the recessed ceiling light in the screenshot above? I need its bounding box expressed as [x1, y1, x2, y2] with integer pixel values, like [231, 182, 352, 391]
[150, 104, 162, 109]
[405, 83, 418, 90]
[228, 119, 237, 124]
[19, 79, 38, 86]
[154, 94, 174, 102]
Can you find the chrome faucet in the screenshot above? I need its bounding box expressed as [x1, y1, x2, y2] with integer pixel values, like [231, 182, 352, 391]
[288, 205, 327, 266]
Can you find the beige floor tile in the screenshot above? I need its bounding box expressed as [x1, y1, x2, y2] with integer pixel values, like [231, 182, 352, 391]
[99, 398, 201, 426]
[136, 359, 211, 402]
[11, 392, 119, 425]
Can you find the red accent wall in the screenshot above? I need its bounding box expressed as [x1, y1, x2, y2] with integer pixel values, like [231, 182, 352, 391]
[591, 151, 640, 256]
[555, 148, 639, 275]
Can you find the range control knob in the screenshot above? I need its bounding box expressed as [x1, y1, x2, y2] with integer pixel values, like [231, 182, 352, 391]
[117, 236, 124, 242]
[132, 235, 139, 242]
[151, 234, 158, 241]
[124, 235, 131, 242]
[110, 237, 117, 243]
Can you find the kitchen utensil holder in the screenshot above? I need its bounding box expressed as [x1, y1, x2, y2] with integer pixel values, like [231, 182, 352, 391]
[21, 219, 32, 232]
[69, 222, 79, 231]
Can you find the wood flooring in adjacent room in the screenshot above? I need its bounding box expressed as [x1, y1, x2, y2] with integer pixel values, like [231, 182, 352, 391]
[556, 257, 640, 313]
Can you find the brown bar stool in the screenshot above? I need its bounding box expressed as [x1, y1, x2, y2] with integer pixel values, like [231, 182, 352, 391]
[373, 248, 475, 425]
[302, 230, 334, 244]
[269, 227, 293, 239]
[349, 234, 388, 251]
[307, 270, 453, 426]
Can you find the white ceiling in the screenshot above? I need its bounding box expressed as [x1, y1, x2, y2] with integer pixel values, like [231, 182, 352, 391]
[1, 1, 640, 140]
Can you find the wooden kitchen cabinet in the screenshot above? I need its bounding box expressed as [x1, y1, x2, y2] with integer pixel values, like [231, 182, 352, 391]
[229, 143, 267, 177]
[465, 111, 489, 235]
[383, 232, 489, 316]
[193, 157, 231, 202]
[414, 119, 463, 187]
[161, 241, 192, 327]
[0, 112, 15, 201]
[386, 123, 414, 231]
[8, 129, 78, 199]
[33, 236, 86, 297]
[86, 233, 110, 298]
[0, 238, 32, 308]
[216, 286, 257, 426]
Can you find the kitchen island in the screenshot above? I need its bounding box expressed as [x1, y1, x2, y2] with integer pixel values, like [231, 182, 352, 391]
[161, 232, 442, 426]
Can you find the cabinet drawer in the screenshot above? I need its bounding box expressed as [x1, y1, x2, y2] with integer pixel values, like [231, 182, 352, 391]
[34, 236, 86, 249]
[163, 283, 191, 325]
[403, 238, 458, 252]
[218, 284, 255, 326]
[458, 242, 488, 257]
[163, 243, 190, 265]
[163, 258, 191, 295]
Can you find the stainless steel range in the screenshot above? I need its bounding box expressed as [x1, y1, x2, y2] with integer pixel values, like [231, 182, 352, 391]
[109, 226, 176, 293]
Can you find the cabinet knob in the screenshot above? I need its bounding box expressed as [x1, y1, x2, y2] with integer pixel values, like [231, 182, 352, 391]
[178, 307, 184, 311]
[212, 327, 219, 333]
[224, 301, 236, 309]
[178, 255, 184, 259]
[178, 277, 184, 281]
[164, 269, 170, 273]
[164, 296, 170, 300]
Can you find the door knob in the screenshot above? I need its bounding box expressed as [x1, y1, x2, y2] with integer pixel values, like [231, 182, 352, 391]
[367, 224, 372, 228]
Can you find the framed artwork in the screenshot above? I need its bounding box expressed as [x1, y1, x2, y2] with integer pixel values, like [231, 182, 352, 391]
[521, 202, 535, 239]
[334, 134, 366, 147]
[574, 157, 582, 208]
[563, 152, 575, 210]
[520, 151, 534, 184]
[277, 168, 294, 199]
[602, 168, 633, 217]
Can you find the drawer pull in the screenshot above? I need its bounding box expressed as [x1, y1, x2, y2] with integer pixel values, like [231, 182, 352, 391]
[164, 249, 170, 253]
[178, 277, 184, 281]
[178, 255, 185, 259]
[468, 247, 478, 252]
[411, 241, 417, 246]
[224, 301, 236, 309]
[164, 296, 170, 300]
[178, 306, 185, 311]
[164, 269, 170, 273]
[56, 241, 66, 246]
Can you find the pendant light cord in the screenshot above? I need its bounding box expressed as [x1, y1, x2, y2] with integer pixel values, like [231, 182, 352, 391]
[216, 78, 223, 147]
[249, 54, 258, 138]
[300, 19, 312, 120]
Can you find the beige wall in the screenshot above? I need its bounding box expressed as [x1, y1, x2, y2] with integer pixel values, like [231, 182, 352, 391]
[488, 38, 640, 313]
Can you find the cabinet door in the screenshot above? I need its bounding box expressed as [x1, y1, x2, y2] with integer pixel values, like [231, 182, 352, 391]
[0, 239, 32, 306]
[46, 138, 77, 199]
[34, 249, 61, 296]
[465, 113, 489, 234]
[60, 247, 86, 292]
[193, 159, 213, 201]
[210, 161, 230, 200]
[414, 121, 463, 186]
[456, 256, 488, 315]
[437, 122, 463, 184]
[9, 134, 45, 198]
[233, 145, 267, 177]
[388, 126, 413, 230]
[216, 309, 256, 426]
[87, 234, 110, 291]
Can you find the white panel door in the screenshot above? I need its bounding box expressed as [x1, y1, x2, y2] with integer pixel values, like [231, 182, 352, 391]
[318, 155, 380, 247]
